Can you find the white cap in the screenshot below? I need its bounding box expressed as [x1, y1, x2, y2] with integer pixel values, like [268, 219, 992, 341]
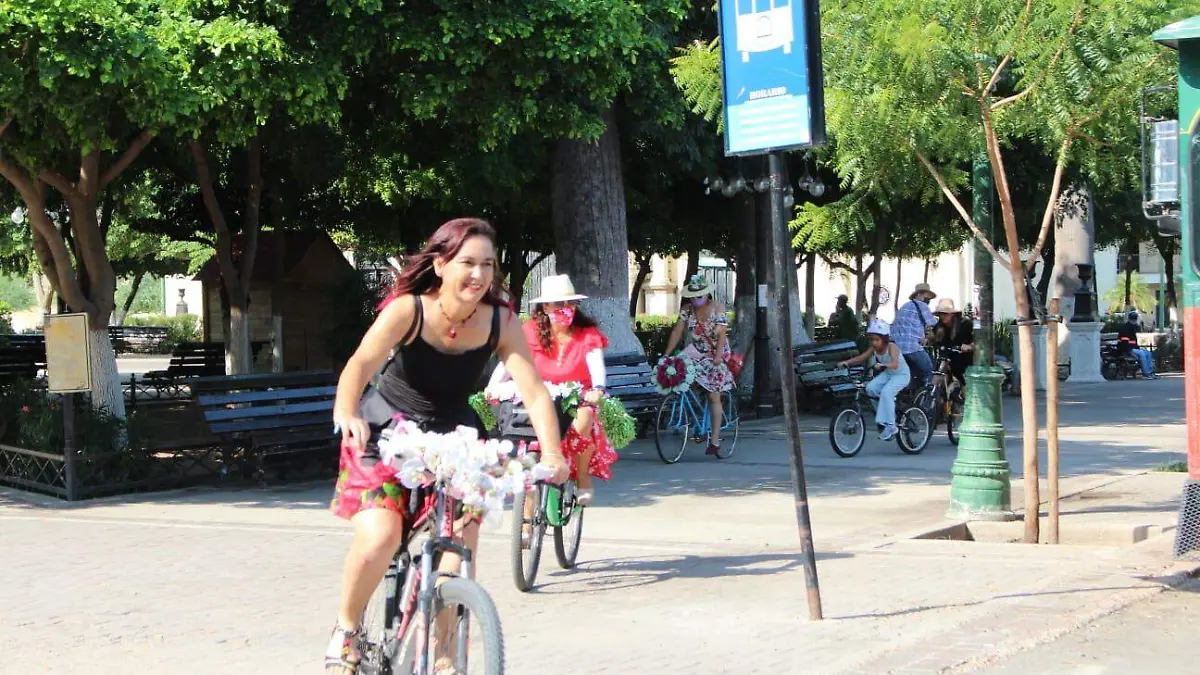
[867, 319, 890, 336]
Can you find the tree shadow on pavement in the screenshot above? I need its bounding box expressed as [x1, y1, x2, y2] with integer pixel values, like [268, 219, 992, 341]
[528, 550, 852, 595]
[831, 584, 1150, 621]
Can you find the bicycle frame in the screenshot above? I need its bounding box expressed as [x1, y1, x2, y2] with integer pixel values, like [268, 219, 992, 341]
[666, 388, 736, 437]
[391, 486, 476, 675]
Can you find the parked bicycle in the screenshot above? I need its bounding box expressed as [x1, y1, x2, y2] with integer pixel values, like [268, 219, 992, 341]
[654, 387, 741, 464]
[357, 483, 504, 675]
[511, 473, 585, 592]
[827, 368, 932, 457]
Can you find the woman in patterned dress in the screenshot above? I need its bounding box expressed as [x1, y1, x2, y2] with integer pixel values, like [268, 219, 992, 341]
[663, 274, 734, 457]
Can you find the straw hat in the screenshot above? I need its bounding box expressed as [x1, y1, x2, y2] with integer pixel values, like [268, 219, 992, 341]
[934, 298, 960, 314]
[529, 274, 587, 305]
[909, 282, 937, 300]
[681, 274, 715, 299]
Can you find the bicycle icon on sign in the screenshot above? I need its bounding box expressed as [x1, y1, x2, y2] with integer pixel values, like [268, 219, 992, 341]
[735, 0, 795, 62]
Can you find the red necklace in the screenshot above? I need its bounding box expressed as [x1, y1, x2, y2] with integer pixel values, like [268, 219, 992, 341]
[438, 299, 478, 340]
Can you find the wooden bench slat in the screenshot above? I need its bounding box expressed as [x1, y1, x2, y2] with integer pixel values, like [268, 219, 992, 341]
[197, 386, 338, 407]
[203, 400, 334, 423]
[208, 412, 334, 435]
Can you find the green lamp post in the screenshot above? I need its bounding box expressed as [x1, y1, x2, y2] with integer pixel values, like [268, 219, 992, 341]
[947, 155, 1014, 521]
[1151, 17, 1200, 557]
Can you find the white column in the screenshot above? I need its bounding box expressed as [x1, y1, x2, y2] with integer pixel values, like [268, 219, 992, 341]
[1012, 325, 1049, 391]
[1066, 321, 1105, 383]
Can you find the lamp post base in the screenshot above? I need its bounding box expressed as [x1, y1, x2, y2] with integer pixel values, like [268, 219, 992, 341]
[948, 366, 1014, 521]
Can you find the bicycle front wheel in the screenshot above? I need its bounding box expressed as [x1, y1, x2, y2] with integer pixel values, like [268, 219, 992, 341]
[947, 390, 964, 446]
[654, 394, 689, 464]
[897, 406, 931, 454]
[828, 407, 865, 458]
[554, 482, 585, 569]
[395, 578, 505, 675]
[358, 561, 402, 675]
[713, 390, 740, 459]
[510, 484, 546, 592]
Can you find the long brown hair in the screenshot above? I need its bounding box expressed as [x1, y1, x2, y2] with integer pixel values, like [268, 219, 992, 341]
[380, 218, 511, 310]
[532, 303, 598, 353]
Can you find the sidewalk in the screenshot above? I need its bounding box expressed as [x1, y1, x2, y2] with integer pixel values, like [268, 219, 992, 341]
[0, 376, 1192, 673]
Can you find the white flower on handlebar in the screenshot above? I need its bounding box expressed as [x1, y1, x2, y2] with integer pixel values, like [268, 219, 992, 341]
[377, 420, 543, 520]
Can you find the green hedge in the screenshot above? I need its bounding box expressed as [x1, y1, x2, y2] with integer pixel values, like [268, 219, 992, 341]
[125, 314, 202, 352]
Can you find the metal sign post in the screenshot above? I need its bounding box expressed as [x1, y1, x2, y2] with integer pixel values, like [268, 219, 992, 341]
[718, 0, 827, 619]
[44, 313, 93, 501]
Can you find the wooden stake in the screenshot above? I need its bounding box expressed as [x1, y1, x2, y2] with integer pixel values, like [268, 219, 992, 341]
[1046, 298, 1061, 544]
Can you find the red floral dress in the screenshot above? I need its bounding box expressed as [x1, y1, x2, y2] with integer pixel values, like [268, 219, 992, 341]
[523, 322, 618, 481]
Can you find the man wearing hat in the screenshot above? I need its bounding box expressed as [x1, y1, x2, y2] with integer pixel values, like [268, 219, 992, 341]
[892, 283, 939, 386]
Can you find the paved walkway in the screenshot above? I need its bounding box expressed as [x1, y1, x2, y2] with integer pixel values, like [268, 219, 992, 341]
[0, 376, 1193, 673]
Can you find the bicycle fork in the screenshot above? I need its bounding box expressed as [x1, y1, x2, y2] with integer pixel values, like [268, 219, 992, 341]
[414, 493, 474, 675]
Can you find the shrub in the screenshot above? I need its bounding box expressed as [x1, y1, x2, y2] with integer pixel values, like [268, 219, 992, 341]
[634, 314, 677, 360]
[993, 319, 1015, 360]
[0, 300, 12, 334]
[0, 274, 35, 310]
[1, 379, 128, 455]
[125, 314, 202, 352]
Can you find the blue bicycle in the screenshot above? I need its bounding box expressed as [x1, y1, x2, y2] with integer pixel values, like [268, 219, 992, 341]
[654, 387, 740, 463]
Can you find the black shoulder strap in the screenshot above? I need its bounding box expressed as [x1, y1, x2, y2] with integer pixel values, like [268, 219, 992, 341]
[400, 294, 424, 346]
[486, 304, 502, 350]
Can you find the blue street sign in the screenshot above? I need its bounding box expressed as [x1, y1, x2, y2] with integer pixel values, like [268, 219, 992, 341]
[719, 0, 825, 155]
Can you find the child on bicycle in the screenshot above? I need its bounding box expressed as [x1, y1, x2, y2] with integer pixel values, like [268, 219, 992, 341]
[837, 319, 911, 441]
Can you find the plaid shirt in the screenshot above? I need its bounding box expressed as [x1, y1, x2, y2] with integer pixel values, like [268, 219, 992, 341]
[892, 299, 936, 355]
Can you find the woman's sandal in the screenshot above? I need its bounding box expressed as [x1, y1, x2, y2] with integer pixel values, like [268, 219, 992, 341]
[705, 444, 721, 457]
[324, 624, 363, 674]
[576, 489, 594, 506]
[433, 658, 462, 675]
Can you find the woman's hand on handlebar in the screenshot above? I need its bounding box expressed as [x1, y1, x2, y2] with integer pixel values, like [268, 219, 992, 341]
[538, 453, 570, 485]
[333, 410, 369, 451]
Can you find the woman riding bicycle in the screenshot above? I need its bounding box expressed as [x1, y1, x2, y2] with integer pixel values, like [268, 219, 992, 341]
[663, 274, 734, 457]
[326, 218, 568, 674]
[931, 299, 974, 387]
[837, 320, 911, 441]
[488, 274, 617, 529]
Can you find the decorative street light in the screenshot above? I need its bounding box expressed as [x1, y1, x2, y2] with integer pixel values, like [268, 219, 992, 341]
[11, 207, 24, 224]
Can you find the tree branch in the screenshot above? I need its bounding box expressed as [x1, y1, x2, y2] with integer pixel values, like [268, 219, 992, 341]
[38, 167, 78, 198]
[818, 253, 857, 275]
[0, 114, 12, 139]
[1027, 137, 1073, 266]
[101, 130, 155, 189]
[912, 146, 1008, 267]
[991, 6, 1083, 111]
[190, 139, 242, 302]
[239, 135, 263, 291]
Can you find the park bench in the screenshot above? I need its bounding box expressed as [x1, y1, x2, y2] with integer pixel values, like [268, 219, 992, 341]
[0, 335, 47, 381]
[1100, 332, 1144, 380]
[108, 325, 170, 354]
[793, 339, 861, 409]
[604, 352, 665, 435]
[494, 352, 665, 442]
[191, 371, 339, 484]
[134, 342, 227, 398]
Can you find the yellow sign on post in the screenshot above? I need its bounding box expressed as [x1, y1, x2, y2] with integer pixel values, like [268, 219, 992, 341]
[44, 313, 93, 394]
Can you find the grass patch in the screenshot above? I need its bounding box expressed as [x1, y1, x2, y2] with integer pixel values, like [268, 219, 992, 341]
[1155, 460, 1188, 473]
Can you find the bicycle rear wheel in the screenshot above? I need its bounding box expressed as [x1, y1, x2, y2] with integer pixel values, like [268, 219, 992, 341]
[510, 484, 546, 592]
[828, 407, 865, 458]
[714, 390, 739, 460]
[654, 394, 689, 464]
[394, 577, 504, 675]
[358, 560, 402, 675]
[897, 406, 931, 454]
[554, 482, 585, 569]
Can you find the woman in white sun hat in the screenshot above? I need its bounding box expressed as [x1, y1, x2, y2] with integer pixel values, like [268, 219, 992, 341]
[489, 274, 616, 519]
[837, 319, 911, 441]
[662, 273, 734, 457]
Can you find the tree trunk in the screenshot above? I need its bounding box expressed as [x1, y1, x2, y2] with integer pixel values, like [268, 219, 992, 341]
[114, 270, 146, 325]
[805, 251, 816, 336]
[1123, 254, 1134, 310]
[684, 238, 702, 283]
[733, 193, 758, 388]
[86, 324, 126, 418]
[1035, 226, 1055, 307]
[894, 256, 902, 312]
[550, 106, 640, 354]
[853, 251, 867, 315]
[270, 233, 286, 373]
[867, 224, 887, 318]
[630, 254, 652, 317]
[923, 258, 931, 283]
[1157, 235, 1178, 324]
[229, 303, 252, 374]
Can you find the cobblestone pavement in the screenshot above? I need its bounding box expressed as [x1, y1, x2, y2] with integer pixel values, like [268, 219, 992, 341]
[0, 376, 1193, 674]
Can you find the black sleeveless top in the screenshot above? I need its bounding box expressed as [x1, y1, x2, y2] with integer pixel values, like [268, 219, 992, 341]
[375, 295, 501, 433]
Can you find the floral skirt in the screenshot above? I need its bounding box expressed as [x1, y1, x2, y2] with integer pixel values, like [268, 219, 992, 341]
[562, 410, 618, 482]
[684, 344, 734, 393]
